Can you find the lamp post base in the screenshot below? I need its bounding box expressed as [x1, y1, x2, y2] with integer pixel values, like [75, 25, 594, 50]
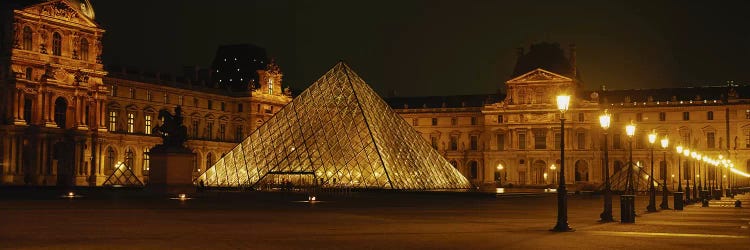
[620, 195, 636, 223]
[673, 192, 684, 210]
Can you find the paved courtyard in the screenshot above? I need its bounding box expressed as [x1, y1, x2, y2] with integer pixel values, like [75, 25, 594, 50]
[1, 189, 748, 249]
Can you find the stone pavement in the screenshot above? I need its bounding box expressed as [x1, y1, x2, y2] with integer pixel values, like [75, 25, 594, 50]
[0, 189, 748, 249]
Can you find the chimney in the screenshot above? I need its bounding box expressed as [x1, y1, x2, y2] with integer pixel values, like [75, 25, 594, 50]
[569, 44, 577, 79]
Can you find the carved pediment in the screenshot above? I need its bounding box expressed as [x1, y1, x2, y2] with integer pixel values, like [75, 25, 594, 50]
[21, 0, 98, 28]
[506, 68, 572, 84]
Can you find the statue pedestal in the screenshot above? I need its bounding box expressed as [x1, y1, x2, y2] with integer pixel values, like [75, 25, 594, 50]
[148, 147, 195, 194]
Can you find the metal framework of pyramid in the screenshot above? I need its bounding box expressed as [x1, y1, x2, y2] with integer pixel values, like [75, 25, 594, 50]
[609, 162, 656, 192]
[102, 163, 144, 187]
[197, 62, 472, 190]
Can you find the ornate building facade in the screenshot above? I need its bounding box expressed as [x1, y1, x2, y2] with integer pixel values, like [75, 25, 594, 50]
[389, 43, 750, 189]
[0, 1, 291, 186]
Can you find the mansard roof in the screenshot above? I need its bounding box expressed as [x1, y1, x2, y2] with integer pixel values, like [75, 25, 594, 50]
[511, 42, 581, 81]
[597, 85, 750, 104]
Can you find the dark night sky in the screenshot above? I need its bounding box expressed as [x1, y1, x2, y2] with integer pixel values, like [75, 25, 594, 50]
[94, 0, 750, 96]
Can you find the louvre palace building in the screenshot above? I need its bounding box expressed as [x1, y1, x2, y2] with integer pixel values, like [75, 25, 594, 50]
[1, 0, 749, 189]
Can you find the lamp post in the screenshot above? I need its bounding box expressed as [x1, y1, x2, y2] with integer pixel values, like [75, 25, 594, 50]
[691, 152, 699, 202]
[550, 164, 557, 185]
[684, 149, 692, 204]
[552, 95, 573, 232]
[497, 164, 504, 187]
[719, 155, 725, 198]
[599, 111, 614, 222]
[675, 146, 684, 210]
[660, 137, 670, 209]
[622, 123, 637, 223]
[646, 131, 658, 212]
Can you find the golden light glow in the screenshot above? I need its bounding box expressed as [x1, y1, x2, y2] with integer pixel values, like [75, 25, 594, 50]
[648, 131, 657, 144]
[556, 95, 571, 113]
[497, 163, 504, 171]
[719, 155, 723, 160]
[660, 137, 669, 148]
[599, 111, 611, 130]
[550, 164, 557, 170]
[626, 123, 636, 137]
[683, 149, 690, 157]
[676, 145, 683, 153]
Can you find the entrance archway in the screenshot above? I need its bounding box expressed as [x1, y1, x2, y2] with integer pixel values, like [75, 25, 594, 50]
[53, 141, 74, 186]
[575, 160, 589, 182]
[54, 97, 68, 128]
[531, 160, 546, 184]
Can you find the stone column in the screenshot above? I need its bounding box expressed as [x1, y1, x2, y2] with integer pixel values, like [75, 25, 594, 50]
[98, 100, 107, 132]
[14, 91, 26, 125]
[45, 92, 56, 127]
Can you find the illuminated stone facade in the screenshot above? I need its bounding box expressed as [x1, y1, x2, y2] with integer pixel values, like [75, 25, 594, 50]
[390, 44, 750, 189]
[0, 1, 290, 186]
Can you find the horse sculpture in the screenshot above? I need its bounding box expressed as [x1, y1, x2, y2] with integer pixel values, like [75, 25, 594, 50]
[152, 106, 188, 150]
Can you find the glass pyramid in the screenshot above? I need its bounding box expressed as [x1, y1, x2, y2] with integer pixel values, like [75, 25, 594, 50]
[197, 62, 472, 190]
[102, 162, 144, 187]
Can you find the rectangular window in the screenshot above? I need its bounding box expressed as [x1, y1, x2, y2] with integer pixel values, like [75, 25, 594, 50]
[430, 136, 438, 150]
[412, 118, 418, 126]
[265, 105, 273, 114]
[496, 134, 505, 151]
[497, 115, 503, 123]
[450, 136, 458, 151]
[238, 103, 244, 113]
[518, 133, 526, 150]
[206, 122, 213, 139]
[471, 117, 477, 125]
[613, 133, 622, 149]
[144, 115, 152, 135]
[707, 111, 714, 120]
[127, 113, 135, 133]
[470, 135, 478, 150]
[432, 117, 438, 126]
[707, 132, 715, 149]
[219, 124, 226, 141]
[636, 134, 644, 149]
[178, 95, 184, 105]
[192, 120, 199, 138]
[111, 85, 117, 97]
[636, 113, 643, 122]
[221, 102, 226, 111]
[554, 132, 561, 150]
[194, 97, 199, 107]
[746, 110, 750, 119]
[578, 113, 584, 122]
[147, 91, 152, 101]
[451, 117, 457, 126]
[577, 132, 585, 149]
[534, 130, 546, 149]
[108, 111, 117, 132]
[745, 132, 750, 148]
[208, 100, 213, 110]
[235, 125, 243, 141]
[659, 112, 666, 121]
[682, 112, 690, 121]
[163, 92, 168, 104]
[129, 88, 135, 99]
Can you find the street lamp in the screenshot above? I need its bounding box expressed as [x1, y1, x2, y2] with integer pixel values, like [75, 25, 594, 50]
[659, 137, 670, 209]
[718, 155, 724, 198]
[622, 122, 637, 223]
[550, 164, 557, 185]
[675, 145, 685, 210]
[496, 163, 505, 187]
[552, 95, 573, 232]
[598, 110, 614, 222]
[646, 131, 658, 212]
[691, 151, 699, 202]
[683, 149, 692, 204]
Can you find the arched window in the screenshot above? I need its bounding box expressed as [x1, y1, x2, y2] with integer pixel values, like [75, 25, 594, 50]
[22, 26, 32, 50]
[124, 148, 134, 169]
[106, 147, 116, 171]
[206, 152, 214, 169]
[143, 148, 150, 172]
[469, 161, 478, 179]
[52, 32, 62, 56]
[80, 38, 89, 61]
[531, 160, 546, 184]
[54, 97, 67, 128]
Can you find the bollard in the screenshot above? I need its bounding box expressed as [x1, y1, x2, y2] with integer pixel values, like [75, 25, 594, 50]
[735, 200, 742, 208]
